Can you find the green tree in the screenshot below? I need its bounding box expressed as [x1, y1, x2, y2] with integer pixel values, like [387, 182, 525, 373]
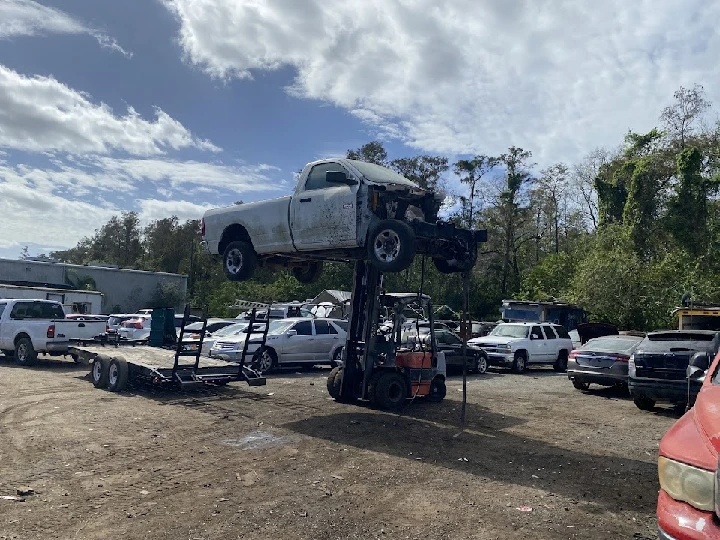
[346, 141, 388, 165]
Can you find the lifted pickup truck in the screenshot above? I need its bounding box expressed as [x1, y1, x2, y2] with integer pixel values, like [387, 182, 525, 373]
[201, 159, 486, 283]
[0, 299, 106, 366]
[469, 322, 574, 373]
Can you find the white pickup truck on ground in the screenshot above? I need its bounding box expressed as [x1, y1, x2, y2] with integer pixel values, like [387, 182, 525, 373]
[468, 322, 574, 373]
[0, 299, 106, 365]
[201, 158, 486, 283]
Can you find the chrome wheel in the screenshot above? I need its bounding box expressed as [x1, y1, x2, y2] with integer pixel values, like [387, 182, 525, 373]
[92, 360, 103, 382]
[373, 229, 401, 263]
[259, 350, 274, 372]
[477, 355, 488, 374]
[17, 343, 27, 362]
[225, 248, 243, 275]
[108, 363, 119, 387]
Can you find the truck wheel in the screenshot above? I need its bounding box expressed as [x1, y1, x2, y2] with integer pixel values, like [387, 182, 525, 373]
[222, 241, 257, 282]
[511, 351, 527, 374]
[633, 395, 656, 411]
[107, 357, 129, 392]
[291, 261, 323, 284]
[15, 337, 37, 366]
[327, 367, 342, 399]
[372, 371, 408, 410]
[367, 220, 416, 273]
[432, 241, 478, 273]
[428, 377, 446, 402]
[91, 355, 110, 388]
[553, 350, 569, 372]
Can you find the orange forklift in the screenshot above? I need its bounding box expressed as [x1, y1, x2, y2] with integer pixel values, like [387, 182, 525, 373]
[326, 261, 447, 409]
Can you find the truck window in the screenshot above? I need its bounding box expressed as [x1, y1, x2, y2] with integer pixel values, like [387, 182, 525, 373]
[305, 163, 346, 191]
[0, 303, 5, 318]
[10, 301, 64, 319]
[553, 325, 571, 339]
[531, 326, 544, 340]
[542, 326, 557, 339]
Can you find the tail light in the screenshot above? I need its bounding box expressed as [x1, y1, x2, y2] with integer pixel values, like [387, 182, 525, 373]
[131, 322, 143, 329]
[608, 353, 630, 363]
[47, 325, 55, 338]
[200, 218, 205, 237]
[569, 350, 578, 359]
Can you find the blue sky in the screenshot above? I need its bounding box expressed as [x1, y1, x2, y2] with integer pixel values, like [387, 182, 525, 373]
[1, 0, 719, 258]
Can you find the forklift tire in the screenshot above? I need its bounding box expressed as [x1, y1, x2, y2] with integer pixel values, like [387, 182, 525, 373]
[327, 367, 343, 400]
[222, 241, 257, 282]
[428, 377, 446, 402]
[107, 357, 129, 392]
[372, 371, 408, 410]
[291, 261, 324, 284]
[367, 220, 416, 273]
[92, 355, 110, 388]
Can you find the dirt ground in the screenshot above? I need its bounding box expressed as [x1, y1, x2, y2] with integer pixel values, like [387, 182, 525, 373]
[0, 354, 678, 540]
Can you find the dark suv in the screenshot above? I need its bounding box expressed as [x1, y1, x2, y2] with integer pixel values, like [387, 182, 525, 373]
[629, 330, 720, 411]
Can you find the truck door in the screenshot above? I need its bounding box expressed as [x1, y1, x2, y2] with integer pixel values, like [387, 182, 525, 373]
[529, 325, 548, 363]
[0, 302, 6, 349]
[290, 162, 359, 250]
[542, 325, 559, 362]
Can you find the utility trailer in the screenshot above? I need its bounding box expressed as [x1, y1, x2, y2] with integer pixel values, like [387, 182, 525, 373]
[70, 306, 266, 392]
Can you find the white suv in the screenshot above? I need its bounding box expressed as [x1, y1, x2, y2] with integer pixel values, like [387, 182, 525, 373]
[468, 322, 573, 373]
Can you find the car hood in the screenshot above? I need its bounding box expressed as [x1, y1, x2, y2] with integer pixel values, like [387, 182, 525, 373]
[469, 336, 518, 346]
[692, 384, 720, 458]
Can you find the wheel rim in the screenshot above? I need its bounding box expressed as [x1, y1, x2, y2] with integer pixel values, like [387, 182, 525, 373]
[478, 356, 487, 373]
[108, 363, 118, 386]
[373, 229, 401, 263]
[17, 344, 27, 362]
[225, 248, 243, 275]
[93, 360, 102, 382]
[260, 351, 273, 371]
[517, 356, 525, 370]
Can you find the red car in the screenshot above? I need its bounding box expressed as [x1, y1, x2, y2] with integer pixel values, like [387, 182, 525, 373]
[657, 351, 719, 539]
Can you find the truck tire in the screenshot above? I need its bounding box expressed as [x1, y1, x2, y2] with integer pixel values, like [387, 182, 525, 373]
[222, 241, 257, 282]
[15, 337, 37, 366]
[512, 351, 527, 373]
[367, 220, 416, 273]
[291, 261, 323, 284]
[107, 357, 129, 392]
[372, 371, 408, 410]
[553, 350, 569, 372]
[92, 355, 110, 388]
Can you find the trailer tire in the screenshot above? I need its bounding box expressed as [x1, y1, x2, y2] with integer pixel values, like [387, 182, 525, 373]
[222, 241, 257, 282]
[372, 371, 408, 410]
[92, 355, 110, 388]
[291, 261, 324, 284]
[367, 220, 416, 273]
[327, 367, 342, 399]
[428, 377, 446, 403]
[15, 337, 37, 366]
[107, 357, 129, 392]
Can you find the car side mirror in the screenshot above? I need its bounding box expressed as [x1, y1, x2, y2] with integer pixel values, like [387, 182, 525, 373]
[286, 329, 297, 337]
[326, 171, 356, 185]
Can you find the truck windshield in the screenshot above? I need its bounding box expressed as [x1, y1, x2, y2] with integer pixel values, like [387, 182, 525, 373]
[490, 324, 529, 338]
[347, 160, 418, 188]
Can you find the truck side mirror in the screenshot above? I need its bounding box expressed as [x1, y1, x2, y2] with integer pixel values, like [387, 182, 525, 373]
[326, 171, 356, 185]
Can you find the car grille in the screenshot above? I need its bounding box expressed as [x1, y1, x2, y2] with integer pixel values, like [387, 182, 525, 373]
[214, 341, 239, 351]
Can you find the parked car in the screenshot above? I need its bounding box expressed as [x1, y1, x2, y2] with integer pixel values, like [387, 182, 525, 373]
[419, 329, 488, 373]
[201, 158, 485, 283]
[106, 313, 141, 338]
[656, 350, 716, 539]
[118, 315, 152, 341]
[468, 322, 573, 373]
[180, 319, 246, 355]
[567, 334, 644, 390]
[629, 330, 720, 411]
[211, 318, 348, 372]
[236, 304, 314, 321]
[0, 299, 106, 365]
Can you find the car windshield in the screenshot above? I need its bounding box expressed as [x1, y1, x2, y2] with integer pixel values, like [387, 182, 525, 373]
[347, 160, 418, 188]
[580, 336, 643, 353]
[490, 324, 529, 338]
[268, 320, 295, 335]
[216, 323, 260, 337]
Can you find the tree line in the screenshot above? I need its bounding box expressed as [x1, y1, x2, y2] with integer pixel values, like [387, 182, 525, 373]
[45, 84, 720, 330]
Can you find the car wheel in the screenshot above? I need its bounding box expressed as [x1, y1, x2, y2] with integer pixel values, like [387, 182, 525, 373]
[371, 371, 408, 410]
[572, 380, 590, 391]
[554, 350, 569, 372]
[330, 346, 344, 368]
[222, 240, 257, 282]
[252, 347, 277, 374]
[291, 261, 324, 284]
[512, 351, 527, 373]
[633, 395, 656, 411]
[428, 377, 446, 402]
[107, 357, 129, 392]
[367, 220, 416, 273]
[15, 337, 37, 366]
[476, 353, 488, 374]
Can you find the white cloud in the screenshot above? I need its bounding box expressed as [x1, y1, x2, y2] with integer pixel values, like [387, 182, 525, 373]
[163, 0, 720, 165]
[136, 199, 215, 224]
[0, 64, 220, 155]
[0, 0, 132, 58]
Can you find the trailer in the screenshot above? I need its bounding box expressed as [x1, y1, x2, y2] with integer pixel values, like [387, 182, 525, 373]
[70, 306, 266, 392]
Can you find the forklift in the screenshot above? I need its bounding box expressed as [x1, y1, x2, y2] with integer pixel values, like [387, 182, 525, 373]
[326, 261, 447, 409]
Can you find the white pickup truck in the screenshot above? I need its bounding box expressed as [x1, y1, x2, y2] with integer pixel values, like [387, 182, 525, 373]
[201, 158, 487, 283]
[468, 322, 573, 373]
[0, 299, 106, 365]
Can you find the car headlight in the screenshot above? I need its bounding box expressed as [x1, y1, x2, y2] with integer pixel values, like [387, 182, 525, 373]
[658, 456, 715, 511]
[628, 354, 636, 377]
